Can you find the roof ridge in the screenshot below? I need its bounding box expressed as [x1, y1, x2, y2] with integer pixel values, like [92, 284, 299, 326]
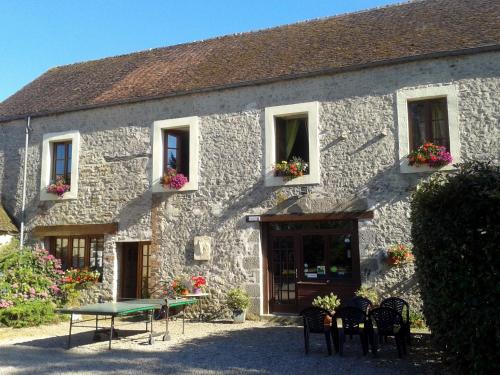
[50, 0, 420, 70]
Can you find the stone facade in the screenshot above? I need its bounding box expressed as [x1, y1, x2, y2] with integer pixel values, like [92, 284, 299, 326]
[0, 51, 499, 315]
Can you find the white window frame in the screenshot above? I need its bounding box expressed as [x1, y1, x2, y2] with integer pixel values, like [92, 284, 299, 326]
[265, 101, 320, 186]
[397, 85, 460, 173]
[40, 130, 80, 201]
[152, 116, 199, 193]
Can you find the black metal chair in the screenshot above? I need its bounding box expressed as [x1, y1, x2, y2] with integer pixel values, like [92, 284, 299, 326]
[300, 307, 334, 355]
[368, 307, 407, 358]
[333, 306, 369, 355]
[380, 297, 411, 344]
[346, 296, 373, 315]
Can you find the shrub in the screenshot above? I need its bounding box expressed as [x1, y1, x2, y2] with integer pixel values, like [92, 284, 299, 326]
[411, 162, 500, 374]
[0, 300, 56, 328]
[312, 293, 341, 312]
[226, 288, 250, 312]
[355, 286, 379, 305]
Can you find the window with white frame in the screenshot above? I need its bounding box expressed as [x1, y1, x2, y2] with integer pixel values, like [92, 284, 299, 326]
[265, 102, 320, 186]
[397, 85, 460, 173]
[40, 130, 80, 200]
[152, 116, 199, 192]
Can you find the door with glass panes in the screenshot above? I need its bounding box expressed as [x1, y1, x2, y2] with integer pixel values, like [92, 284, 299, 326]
[267, 220, 360, 314]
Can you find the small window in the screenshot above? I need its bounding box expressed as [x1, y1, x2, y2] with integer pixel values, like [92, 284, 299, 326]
[164, 129, 190, 178]
[275, 116, 309, 165]
[52, 141, 72, 184]
[152, 116, 199, 192]
[408, 98, 450, 151]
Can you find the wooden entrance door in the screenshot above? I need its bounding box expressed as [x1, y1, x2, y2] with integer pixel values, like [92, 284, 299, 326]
[266, 220, 361, 314]
[120, 243, 139, 299]
[269, 235, 298, 313]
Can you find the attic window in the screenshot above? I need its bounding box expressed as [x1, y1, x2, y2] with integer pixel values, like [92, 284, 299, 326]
[275, 116, 309, 166]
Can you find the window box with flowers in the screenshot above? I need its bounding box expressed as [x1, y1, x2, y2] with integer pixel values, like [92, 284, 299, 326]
[46, 177, 71, 198]
[160, 167, 188, 190]
[407, 142, 452, 168]
[273, 157, 309, 179]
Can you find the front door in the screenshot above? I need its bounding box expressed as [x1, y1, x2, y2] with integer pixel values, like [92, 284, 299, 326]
[120, 243, 139, 299]
[267, 220, 361, 314]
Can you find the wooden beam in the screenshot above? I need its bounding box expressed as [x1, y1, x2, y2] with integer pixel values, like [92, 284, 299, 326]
[32, 223, 118, 237]
[254, 211, 374, 223]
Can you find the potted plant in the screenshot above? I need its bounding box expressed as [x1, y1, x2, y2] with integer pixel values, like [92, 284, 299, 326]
[387, 244, 413, 266]
[312, 293, 341, 314]
[191, 276, 206, 294]
[407, 142, 452, 168]
[171, 276, 190, 296]
[226, 287, 250, 323]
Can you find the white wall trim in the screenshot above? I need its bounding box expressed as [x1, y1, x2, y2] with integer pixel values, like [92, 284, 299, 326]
[264, 101, 320, 186]
[152, 116, 199, 192]
[397, 84, 460, 173]
[40, 130, 80, 200]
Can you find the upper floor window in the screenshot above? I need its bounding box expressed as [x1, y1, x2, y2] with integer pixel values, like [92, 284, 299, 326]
[40, 130, 80, 200]
[164, 129, 190, 179]
[265, 102, 320, 186]
[408, 98, 450, 152]
[397, 85, 460, 173]
[275, 116, 309, 166]
[152, 116, 199, 192]
[52, 141, 72, 185]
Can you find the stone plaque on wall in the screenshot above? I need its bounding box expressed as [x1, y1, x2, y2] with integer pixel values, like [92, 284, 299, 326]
[194, 236, 212, 261]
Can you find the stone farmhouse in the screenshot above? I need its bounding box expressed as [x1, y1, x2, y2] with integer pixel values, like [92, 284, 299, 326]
[0, 0, 499, 315]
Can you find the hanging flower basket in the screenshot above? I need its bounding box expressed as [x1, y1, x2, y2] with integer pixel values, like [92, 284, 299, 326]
[387, 244, 413, 266]
[273, 156, 308, 179]
[47, 177, 71, 197]
[161, 168, 188, 190]
[407, 142, 452, 168]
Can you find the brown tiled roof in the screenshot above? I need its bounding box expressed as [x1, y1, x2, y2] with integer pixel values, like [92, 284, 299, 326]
[0, 204, 18, 234]
[1, 0, 499, 122]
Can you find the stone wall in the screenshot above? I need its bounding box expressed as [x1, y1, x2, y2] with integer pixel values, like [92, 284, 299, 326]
[0, 51, 499, 315]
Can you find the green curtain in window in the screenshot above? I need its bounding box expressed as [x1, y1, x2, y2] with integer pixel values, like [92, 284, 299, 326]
[285, 119, 301, 160]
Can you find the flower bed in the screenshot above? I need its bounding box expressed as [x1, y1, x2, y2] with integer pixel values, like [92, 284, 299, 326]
[407, 143, 452, 168]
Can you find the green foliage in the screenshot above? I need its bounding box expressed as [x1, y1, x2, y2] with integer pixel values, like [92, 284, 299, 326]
[355, 286, 379, 305]
[411, 161, 500, 374]
[409, 310, 427, 330]
[312, 293, 341, 311]
[0, 300, 56, 328]
[226, 288, 250, 312]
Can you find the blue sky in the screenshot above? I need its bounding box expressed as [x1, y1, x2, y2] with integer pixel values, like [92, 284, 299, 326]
[0, 0, 401, 102]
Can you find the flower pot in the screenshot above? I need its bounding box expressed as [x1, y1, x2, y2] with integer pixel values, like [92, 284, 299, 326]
[232, 309, 246, 323]
[193, 288, 202, 295]
[181, 289, 189, 296]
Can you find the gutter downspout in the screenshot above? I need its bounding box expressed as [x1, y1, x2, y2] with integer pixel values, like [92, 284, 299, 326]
[19, 116, 31, 248]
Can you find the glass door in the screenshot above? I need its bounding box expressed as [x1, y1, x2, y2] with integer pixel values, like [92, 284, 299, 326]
[270, 235, 297, 313]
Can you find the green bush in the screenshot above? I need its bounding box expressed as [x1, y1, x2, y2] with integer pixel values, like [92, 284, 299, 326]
[226, 288, 250, 312]
[0, 300, 57, 328]
[411, 162, 500, 374]
[355, 286, 379, 305]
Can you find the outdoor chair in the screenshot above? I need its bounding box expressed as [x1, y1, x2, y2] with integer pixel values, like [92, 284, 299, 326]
[346, 296, 373, 315]
[368, 307, 407, 358]
[300, 307, 334, 356]
[380, 297, 411, 344]
[332, 306, 369, 356]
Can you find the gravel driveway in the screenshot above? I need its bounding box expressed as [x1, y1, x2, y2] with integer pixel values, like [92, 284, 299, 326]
[0, 319, 441, 375]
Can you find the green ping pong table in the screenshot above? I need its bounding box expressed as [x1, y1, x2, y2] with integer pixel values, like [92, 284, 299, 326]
[57, 298, 197, 350]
